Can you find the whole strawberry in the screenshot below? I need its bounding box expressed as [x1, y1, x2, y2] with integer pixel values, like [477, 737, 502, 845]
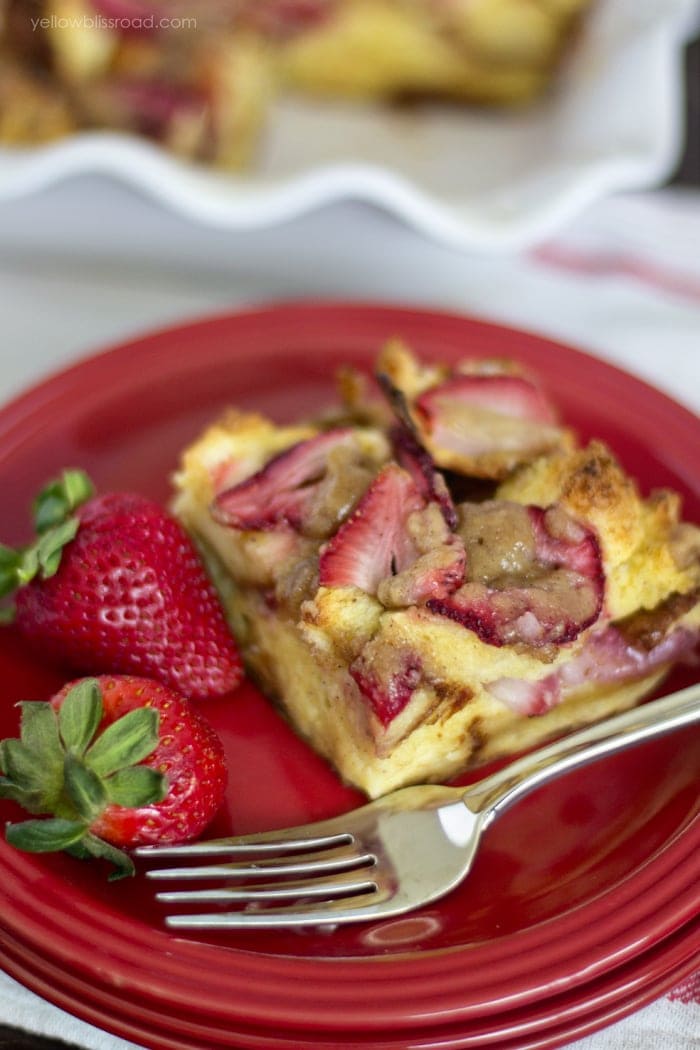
[0, 470, 243, 700]
[0, 676, 227, 878]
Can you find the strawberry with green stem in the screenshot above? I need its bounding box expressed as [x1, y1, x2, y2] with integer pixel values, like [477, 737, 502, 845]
[0, 469, 243, 700]
[0, 675, 228, 878]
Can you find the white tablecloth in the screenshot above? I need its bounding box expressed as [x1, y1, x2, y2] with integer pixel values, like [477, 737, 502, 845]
[0, 178, 698, 1049]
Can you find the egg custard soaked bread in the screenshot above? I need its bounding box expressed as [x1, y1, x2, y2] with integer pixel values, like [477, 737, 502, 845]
[173, 343, 700, 797]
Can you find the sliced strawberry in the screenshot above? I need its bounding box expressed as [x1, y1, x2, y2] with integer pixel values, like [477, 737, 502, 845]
[350, 650, 423, 728]
[213, 428, 361, 535]
[414, 373, 563, 466]
[318, 465, 423, 593]
[416, 374, 558, 430]
[487, 621, 699, 716]
[377, 346, 565, 479]
[556, 621, 698, 694]
[319, 462, 466, 608]
[530, 505, 603, 580]
[486, 675, 561, 716]
[428, 501, 604, 647]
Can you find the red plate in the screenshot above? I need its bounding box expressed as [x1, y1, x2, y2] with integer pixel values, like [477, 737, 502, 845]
[1, 910, 698, 1049]
[0, 303, 698, 1048]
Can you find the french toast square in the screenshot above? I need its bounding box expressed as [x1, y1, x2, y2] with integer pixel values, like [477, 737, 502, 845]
[173, 346, 699, 797]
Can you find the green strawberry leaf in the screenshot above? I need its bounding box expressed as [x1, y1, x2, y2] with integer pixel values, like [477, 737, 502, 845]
[64, 756, 108, 823]
[5, 817, 87, 853]
[15, 546, 39, 586]
[86, 707, 160, 778]
[19, 701, 62, 755]
[0, 739, 48, 797]
[64, 840, 92, 860]
[17, 702, 65, 809]
[33, 492, 67, 534]
[33, 469, 94, 533]
[0, 470, 94, 601]
[58, 679, 103, 756]
[5, 818, 134, 880]
[64, 840, 92, 861]
[82, 832, 135, 880]
[0, 545, 22, 598]
[0, 544, 20, 569]
[36, 517, 80, 578]
[0, 775, 44, 810]
[105, 766, 167, 809]
[62, 469, 95, 511]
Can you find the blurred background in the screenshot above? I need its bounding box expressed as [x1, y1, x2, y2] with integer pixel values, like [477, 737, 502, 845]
[0, 0, 699, 411]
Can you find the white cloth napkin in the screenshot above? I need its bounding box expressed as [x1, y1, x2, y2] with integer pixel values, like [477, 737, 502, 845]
[0, 182, 698, 1048]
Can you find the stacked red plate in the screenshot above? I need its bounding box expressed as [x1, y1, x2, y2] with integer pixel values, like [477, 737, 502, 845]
[0, 304, 698, 1050]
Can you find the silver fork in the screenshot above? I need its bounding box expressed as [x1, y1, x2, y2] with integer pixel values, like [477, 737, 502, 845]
[135, 682, 700, 929]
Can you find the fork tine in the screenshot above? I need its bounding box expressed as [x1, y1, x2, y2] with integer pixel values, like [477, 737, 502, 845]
[155, 868, 378, 905]
[134, 830, 352, 859]
[164, 889, 390, 929]
[144, 845, 376, 883]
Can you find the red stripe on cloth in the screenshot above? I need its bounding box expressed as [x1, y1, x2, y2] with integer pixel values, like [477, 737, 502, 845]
[667, 972, 700, 1004]
[531, 245, 700, 304]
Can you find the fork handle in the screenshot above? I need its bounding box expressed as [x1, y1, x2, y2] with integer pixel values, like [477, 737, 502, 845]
[460, 681, 700, 824]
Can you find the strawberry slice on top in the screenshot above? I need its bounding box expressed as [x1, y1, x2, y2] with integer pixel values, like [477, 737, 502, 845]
[319, 464, 423, 594]
[212, 426, 389, 543]
[214, 428, 366, 534]
[376, 341, 568, 480]
[311, 461, 467, 729]
[413, 372, 564, 475]
[317, 463, 464, 729]
[319, 463, 466, 606]
[416, 372, 558, 429]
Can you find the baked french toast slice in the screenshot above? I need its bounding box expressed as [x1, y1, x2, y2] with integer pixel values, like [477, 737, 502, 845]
[173, 346, 700, 797]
